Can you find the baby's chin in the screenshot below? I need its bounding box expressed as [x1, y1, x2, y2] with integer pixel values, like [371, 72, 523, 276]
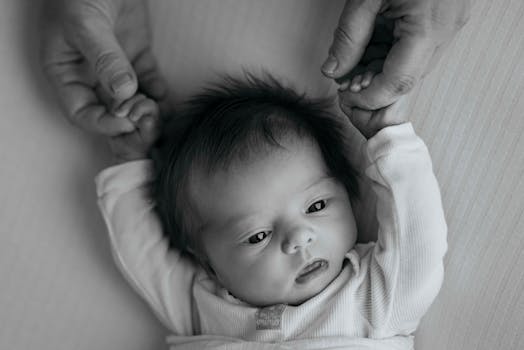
[239, 273, 337, 307]
[225, 257, 348, 307]
[288, 260, 346, 306]
[285, 289, 324, 307]
[241, 293, 317, 308]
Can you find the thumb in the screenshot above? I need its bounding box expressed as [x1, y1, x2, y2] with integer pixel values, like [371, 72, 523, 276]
[71, 19, 138, 101]
[322, 0, 382, 79]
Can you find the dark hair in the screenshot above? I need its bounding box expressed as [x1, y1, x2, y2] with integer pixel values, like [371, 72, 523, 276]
[151, 73, 359, 257]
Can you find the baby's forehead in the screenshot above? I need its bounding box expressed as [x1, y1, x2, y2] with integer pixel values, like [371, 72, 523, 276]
[187, 142, 334, 231]
[190, 123, 312, 167]
[195, 130, 321, 176]
[188, 134, 329, 202]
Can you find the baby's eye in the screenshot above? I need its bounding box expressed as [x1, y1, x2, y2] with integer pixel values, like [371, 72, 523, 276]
[246, 231, 271, 245]
[307, 200, 326, 213]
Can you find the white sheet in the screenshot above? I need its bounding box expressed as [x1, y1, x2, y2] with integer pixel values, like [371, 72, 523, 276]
[166, 334, 413, 350]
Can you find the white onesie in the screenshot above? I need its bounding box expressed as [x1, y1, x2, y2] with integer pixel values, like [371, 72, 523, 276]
[96, 123, 447, 349]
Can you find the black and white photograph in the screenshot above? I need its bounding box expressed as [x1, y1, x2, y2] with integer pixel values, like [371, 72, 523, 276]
[0, 1, 522, 349]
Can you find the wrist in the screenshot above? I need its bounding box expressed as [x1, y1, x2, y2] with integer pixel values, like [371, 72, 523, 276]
[369, 120, 408, 138]
[362, 100, 408, 139]
[107, 138, 151, 165]
[365, 122, 418, 156]
[112, 154, 148, 165]
[111, 150, 150, 165]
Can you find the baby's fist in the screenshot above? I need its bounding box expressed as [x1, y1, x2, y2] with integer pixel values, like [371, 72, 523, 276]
[338, 94, 408, 139]
[108, 94, 160, 163]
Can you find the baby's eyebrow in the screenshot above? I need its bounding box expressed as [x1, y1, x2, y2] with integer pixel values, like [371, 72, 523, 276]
[222, 213, 261, 233]
[201, 211, 259, 238]
[198, 176, 338, 237]
[302, 175, 337, 192]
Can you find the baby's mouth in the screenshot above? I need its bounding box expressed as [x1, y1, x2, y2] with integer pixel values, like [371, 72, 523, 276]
[295, 259, 329, 284]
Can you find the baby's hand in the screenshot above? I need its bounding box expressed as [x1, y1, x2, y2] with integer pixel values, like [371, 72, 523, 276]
[107, 94, 160, 164]
[338, 92, 408, 139]
[338, 71, 376, 93]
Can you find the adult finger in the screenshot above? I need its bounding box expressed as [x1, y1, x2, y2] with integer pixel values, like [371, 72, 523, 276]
[128, 97, 157, 123]
[133, 49, 168, 101]
[43, 50, 136, 135]
[132, 49, 173, 118]
[62, 82, 136, 135]
[321, 0, 382, 79]
[335, 64, 367, 86]
[340, 34, 434, 110]
[70, 17, 138, 101]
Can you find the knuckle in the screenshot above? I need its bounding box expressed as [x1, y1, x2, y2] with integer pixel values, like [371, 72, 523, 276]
[67, 1, 106, 25]
[64, 7, 92, 35]
[71, 106, 91, 126]
[73, 105, 103, 132]
[456, 1, 472, 29]
[41, 61, 57, 80]
[94, 51, 121, 76]
[61, 109, 77, 126]
[44, 65, 70, 86]
[387, 74, 416, 96]
[333, 26, 358, 51]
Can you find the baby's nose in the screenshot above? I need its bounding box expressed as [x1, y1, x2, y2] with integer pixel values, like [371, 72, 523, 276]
[281, 226, 316, 254]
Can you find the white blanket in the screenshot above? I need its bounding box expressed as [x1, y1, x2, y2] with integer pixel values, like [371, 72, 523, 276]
[167, 335, 413, 350]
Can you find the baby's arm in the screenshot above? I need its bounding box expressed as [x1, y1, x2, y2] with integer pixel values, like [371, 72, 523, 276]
[95, 96, 197, 334]
[349, 107, 447, 336]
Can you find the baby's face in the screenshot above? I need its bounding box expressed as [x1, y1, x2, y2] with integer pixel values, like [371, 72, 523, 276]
[188, 136, 357, 307]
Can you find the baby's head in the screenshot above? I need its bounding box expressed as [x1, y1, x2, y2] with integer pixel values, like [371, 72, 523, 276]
[152, 74, 359, 306]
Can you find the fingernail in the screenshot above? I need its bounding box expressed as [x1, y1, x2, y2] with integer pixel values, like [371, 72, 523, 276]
[129, 112, 140, 123]
[338, 81, 350, 92]
[113, 107, 127, 118]
[322, 55, 338, 75]
[111, 73, 134, 95]
[111, 100, 127, 118]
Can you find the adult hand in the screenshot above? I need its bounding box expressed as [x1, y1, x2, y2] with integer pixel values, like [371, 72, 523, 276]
[41, 0, 167, 136]
[322, 0, 470, 111]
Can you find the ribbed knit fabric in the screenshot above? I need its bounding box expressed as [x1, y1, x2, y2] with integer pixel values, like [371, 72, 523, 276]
[95, 123, 447, 349]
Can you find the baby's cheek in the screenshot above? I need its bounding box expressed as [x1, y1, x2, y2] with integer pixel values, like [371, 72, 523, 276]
[222, 261, 273, 301]
[244, 254, 284, 285]
[330, 214, 357, 249]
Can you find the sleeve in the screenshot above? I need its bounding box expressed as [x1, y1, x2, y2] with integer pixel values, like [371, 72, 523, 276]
[95, 160, 198, 335]
[356, 123, 448, 336]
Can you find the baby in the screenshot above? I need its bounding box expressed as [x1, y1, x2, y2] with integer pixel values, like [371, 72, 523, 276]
[95, 73, 447, 349]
